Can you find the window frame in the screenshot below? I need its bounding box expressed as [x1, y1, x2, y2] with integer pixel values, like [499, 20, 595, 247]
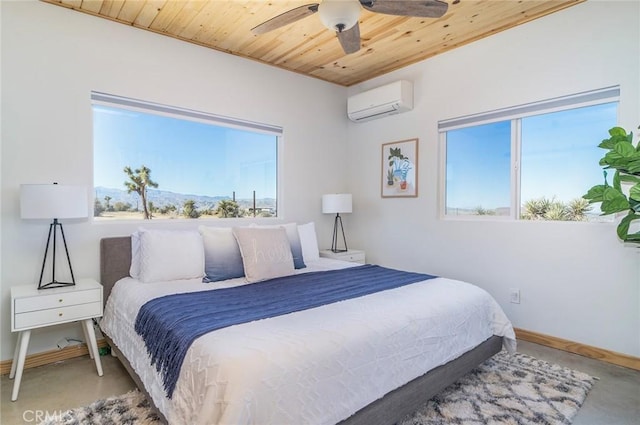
[91, 91, 283, 222]
[438, 86, 620, 221]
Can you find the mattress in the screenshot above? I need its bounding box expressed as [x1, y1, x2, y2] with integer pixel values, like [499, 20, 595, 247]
[100, 258, 516, 425]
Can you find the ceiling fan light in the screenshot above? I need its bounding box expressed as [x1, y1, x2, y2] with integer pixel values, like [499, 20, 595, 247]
[318, 0, 361, 32]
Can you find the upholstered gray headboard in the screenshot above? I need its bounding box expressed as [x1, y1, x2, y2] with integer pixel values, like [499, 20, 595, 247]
[100, 236, 132, 304]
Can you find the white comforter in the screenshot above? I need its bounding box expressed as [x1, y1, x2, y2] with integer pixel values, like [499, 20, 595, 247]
[100, 259, 516, 425]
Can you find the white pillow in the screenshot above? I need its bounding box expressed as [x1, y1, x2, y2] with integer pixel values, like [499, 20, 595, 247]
[297, 222, 320, 262]
[233, 227, 295, 283]
[138, 229, 205, 283]
[130, 231, 141, 279]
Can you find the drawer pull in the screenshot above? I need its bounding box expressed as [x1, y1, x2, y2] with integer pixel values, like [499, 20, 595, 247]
[58, 313, 63, 317]
[59, 299, 63, 303]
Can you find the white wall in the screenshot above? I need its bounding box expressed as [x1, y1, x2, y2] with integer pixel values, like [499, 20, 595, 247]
[0, 1, 349, 360]
[346, 1, 640, 357]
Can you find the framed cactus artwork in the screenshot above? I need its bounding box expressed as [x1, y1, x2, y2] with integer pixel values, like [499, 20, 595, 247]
[381, 138, 418, 198]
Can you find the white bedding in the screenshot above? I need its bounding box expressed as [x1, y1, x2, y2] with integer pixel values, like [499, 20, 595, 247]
[100, 258, 516, 425]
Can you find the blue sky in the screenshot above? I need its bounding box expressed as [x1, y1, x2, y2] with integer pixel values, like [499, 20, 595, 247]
[446, 121, 511, 210]
[93, 105, 277, 199]
[446, 102, 618, 211]
[520, 102, 618, 203]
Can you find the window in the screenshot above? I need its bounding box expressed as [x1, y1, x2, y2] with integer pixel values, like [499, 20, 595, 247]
[92, 92, 280, 220]
[440, 87, 619, 221]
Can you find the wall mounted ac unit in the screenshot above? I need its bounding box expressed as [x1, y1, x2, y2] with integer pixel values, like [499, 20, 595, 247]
[347, 80, 413, 122]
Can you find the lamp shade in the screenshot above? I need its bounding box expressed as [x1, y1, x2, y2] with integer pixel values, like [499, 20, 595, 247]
[322, 194, 352, 214]
[20, 184, 88, 219]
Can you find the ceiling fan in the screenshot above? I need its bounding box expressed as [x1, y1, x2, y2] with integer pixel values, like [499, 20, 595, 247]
[251, 0, 449, 55]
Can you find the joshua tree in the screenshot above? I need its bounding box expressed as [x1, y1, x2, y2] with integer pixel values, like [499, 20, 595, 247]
[103, 195, 112, 212]
[183, 199, 201, 219]
[159, 204, 177, 215]
[123, 165, 158, 219]
[148, 201, 157, 219]
[215, 200, 241, 218]
[94, 198, 105, 216]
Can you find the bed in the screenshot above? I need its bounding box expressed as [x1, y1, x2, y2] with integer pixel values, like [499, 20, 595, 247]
[99, 226, 516, 425]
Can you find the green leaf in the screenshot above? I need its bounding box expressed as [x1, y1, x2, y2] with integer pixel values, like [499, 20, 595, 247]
[619, 174, 640, 184]
[627, 159, 640, 174]
[609, 126, 627, 137]
[599, 128, 633, 150]
[602, 186, 627, 201]
[598, 138, 616, 149]
[600, 187, 629, 215]
[615, 141, 636, 156]
[601, 200, 630, 215]
[624, 232, 640, 242]
[598, 142, 614, 150]
[617, 212, 640, 240]
[582, 185, 606, 202]
[630, 183, 640, 202]
[601, 148, 634, 170]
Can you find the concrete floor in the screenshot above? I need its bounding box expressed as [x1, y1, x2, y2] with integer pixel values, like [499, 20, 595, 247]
[1, 340, 638, 424]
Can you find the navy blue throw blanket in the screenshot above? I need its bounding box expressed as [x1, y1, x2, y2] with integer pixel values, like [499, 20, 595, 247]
[134, 264, 436, 398]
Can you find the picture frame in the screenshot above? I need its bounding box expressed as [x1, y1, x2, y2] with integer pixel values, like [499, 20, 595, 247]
[381, 138, 418, 198]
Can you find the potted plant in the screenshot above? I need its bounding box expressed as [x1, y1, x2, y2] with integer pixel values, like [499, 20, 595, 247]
[583, 126, 640, 244]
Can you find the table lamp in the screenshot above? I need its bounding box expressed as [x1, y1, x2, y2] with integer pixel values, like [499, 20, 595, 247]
[322, 193, 352, 253]
[20, 183, 88, 289]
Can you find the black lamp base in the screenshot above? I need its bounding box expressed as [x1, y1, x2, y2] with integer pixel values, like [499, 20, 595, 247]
[38, 219, 76, 290]
[330, 213, 349, 253]
[39, 281, 75, 290]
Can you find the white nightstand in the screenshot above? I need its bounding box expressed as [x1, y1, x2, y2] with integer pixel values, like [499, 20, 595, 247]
[319, 249, 366, 264]
[9, 278, 104, 401]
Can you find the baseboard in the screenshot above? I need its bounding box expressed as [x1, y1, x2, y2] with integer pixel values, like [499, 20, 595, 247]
[515, 328, 640, 371]
[0, 339, 108, 376]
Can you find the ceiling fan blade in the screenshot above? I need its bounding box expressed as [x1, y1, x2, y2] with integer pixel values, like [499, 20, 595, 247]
[251, 4, 319, 35]
[360, 0, 448, 18]
[337, 23, 361, 54]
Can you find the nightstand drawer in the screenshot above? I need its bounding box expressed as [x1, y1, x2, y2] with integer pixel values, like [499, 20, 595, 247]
[319, 249, 366, 264]
[341, 252, 366, 263]
[14, 288, 101, 314]
[14, 301, 102, 330]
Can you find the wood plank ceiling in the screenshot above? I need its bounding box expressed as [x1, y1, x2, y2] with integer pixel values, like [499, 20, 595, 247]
[42, 0, 584, 87]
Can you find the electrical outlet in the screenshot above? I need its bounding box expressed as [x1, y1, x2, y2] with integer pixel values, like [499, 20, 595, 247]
[56, 338, 69, 349]
[509, 288, 521, 304]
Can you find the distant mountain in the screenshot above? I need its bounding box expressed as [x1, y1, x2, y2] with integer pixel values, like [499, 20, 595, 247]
[94, 187, 275, 210]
